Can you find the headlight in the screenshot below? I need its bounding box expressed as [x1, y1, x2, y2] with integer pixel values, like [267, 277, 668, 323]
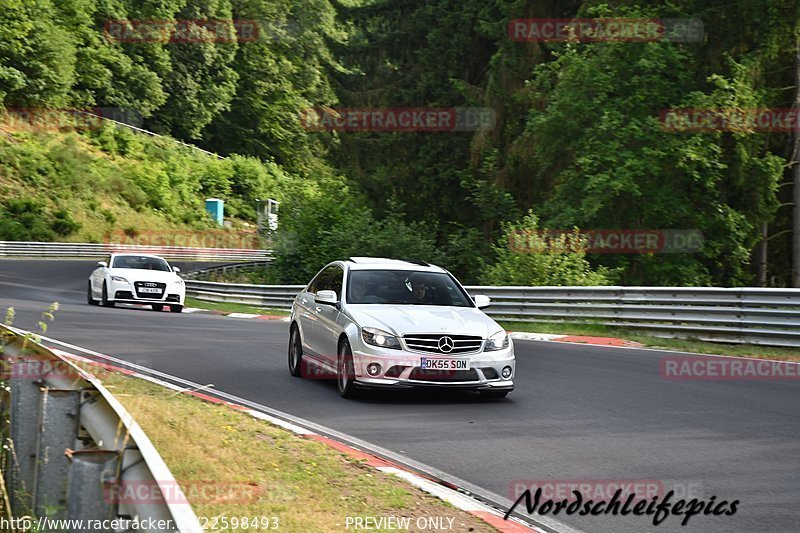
[110, 276, 128, 283]
[485, 330, 509, 351]
[361, 327, 401, 350]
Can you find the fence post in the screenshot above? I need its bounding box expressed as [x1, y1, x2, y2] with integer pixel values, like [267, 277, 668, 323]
[9, 363, 43, 514]
[65, 450, 120, 530]
[33, 388, 81, 519]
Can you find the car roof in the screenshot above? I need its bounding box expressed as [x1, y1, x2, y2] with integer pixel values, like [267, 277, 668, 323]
[344, 257, 446, 273]
[109, 253, 169, 260]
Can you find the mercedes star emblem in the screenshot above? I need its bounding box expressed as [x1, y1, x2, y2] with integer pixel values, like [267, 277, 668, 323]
[438, 336, 454, 353]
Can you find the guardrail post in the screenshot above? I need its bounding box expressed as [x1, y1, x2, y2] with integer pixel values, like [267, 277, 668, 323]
[33, 388, 81, 519]
[65, 450, 119, 530]
[9, 363, 43, 514]
[736, 288, 745, 343]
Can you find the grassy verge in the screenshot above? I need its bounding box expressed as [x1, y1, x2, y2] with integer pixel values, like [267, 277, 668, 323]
[101, 372, 496, 532]
[185, 297, 290, 316]
[502, 321, 800, 361]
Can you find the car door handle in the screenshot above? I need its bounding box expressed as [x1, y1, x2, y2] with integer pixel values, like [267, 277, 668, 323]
[315, 306, 322, 313]
[301, 298, 307, 305]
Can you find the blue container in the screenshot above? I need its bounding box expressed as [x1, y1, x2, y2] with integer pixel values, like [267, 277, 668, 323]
[205, 198, 224, 226]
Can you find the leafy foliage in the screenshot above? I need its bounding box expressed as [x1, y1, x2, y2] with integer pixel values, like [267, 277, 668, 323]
[482, 211, 615, 286]
[0, 0, 797, 286]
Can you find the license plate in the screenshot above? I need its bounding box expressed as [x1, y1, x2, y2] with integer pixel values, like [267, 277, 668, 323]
[420, 358, 469, 371]
[139, 287, 161, 294]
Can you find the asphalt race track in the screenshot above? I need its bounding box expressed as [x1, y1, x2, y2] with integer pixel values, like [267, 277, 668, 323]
[2, 260, 798, 533]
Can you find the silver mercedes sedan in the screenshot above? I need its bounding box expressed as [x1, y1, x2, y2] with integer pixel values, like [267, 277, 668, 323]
[288, 257, 515, 399]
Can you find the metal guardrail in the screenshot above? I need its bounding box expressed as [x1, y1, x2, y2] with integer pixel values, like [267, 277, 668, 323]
[0, 324, 201, 532]
[182, 260, 271, 279]
[186, 280, 301, 309]
[75, 109, 227, 160]
[0, 241, 272, 262]
[185, 281, 800, 347]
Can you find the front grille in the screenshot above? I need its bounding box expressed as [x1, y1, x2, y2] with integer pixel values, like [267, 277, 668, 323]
[403, 334, 483, 355]
[409, 368, 480, 382]
[133, 281, 165, 299]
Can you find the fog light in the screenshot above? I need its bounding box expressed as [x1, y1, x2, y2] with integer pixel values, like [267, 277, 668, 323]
[367, 363, 382, 376]
[501, 366, 513, 379]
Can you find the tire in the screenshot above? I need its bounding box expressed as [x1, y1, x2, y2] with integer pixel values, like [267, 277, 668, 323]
[337, 338, 358, 398]
[101, 282, 115, 308]
[480, 390, 510, 399]
[288, 326, 304, 377]
[152, 304, 164, 312]
[87, 281, 98, 305]
[169, 305, 183, 313]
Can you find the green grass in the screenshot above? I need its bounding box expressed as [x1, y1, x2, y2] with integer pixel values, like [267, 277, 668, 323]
[185, 296, 290, 316]
[100, 372, 497, 533]
[501, 320, 800, 361]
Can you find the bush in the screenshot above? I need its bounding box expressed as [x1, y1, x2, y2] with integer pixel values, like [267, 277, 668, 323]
[482, 211, 615, 286]
[0, 197, 65, 241]
[439, 226, 492, 285]
[267, 182, 443, 284]
[50, 209, 81, 236]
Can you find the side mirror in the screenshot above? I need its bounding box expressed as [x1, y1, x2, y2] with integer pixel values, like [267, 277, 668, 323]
[97, 261, 107, 268]
[315, 290, 338, 305]
[172, 266, 181, 273]
[473, 295, 491, 309]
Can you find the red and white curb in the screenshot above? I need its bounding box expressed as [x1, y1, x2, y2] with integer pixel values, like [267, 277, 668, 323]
[183, 307, 290, 321]
[49, 347, 541, 533]
[509, 332, 644, 348]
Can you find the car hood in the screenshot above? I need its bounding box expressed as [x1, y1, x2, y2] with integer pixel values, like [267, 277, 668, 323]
[109, 268, 179, 283]
[346, 305, 499, 338]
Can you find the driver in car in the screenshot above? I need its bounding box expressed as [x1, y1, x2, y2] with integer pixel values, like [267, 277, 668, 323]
[410, 281, 428, 304]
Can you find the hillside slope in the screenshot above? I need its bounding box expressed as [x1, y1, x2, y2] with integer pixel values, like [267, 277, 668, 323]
[0, 124, 289, 246]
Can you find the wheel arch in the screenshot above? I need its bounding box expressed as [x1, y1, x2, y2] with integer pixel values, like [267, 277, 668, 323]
[341, 322, 359, 350]
[338, 332, 350, 351]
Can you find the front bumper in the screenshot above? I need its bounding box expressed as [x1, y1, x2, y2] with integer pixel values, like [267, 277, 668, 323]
[350, 340, 515, 391]
[108, 279, 185, 304]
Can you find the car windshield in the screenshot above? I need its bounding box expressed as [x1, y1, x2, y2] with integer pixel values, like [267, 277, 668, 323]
[347, 270, 473, 307]
[112, 255, 171, 272]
